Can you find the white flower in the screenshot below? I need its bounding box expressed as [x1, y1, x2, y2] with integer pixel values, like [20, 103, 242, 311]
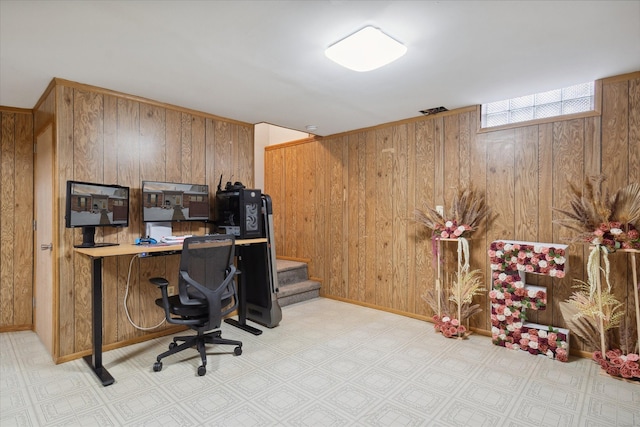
[538, 330, 548, 339]
[549, 269, 557, 277]
[528, 289, 537, 298]
[442, 316, 450, 322]
[504, 308, 512, 316]
[492, 326, 500, 335]
[555, 256, 565, 264]
[526, 252, 533, 258]
[514, 281, 524, 288]
[497, 315, 506, 321]
[546, 350, 554, 359]
[517, 264, 526, 271]
[445, 221, 453, 228]
[514, 322, 523, 329]
[522, 333, 530, 339]
[511, 256, 518, 263]
[513, 344, 520, 351]
[529, 341, 539, 349]
[457, 225, 466, 232]
[499, 273, 507, 281]
[534, 245, 543, 253]
[496, 250, 504, 258]
[504, 243, 513, 251]
[490, 264, 499, 270]
[506, 324, 515, 331]
[499, 333, 506, 340]
[539, 260, 548, 268]
[610, 228, 623, 236]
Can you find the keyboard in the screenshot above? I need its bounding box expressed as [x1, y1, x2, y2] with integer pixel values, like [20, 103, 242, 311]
[160, 235, 192, 243]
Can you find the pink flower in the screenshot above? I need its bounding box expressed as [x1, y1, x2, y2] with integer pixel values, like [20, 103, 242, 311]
[594, 229, 605, 237]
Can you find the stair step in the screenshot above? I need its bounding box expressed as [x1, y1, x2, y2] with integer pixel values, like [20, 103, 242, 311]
[278, 280, 321, 307]
[276, 260, 310, 286]
[275, 259, 320, 306]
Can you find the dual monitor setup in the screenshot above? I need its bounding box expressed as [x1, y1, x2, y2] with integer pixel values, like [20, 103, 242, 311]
[65, 179, 263, 248]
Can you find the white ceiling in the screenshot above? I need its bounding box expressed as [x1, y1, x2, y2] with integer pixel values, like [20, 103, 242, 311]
[1, 1, 639, 136]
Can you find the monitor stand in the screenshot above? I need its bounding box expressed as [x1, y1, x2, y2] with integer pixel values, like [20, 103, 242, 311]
[74, 226, 119, 248]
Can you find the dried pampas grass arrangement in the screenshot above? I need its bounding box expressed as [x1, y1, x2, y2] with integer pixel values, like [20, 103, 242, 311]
[415, 187, 493, 238]
[554, 175, 640, 250]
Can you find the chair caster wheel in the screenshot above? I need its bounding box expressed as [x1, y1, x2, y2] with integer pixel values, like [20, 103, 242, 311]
[234, 346, 242, 356]
[197, 365, 206, 376]
[153, 361, 163, 372]
[169, 342, 177, 350]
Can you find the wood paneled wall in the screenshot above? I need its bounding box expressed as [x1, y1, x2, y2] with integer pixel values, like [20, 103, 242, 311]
[29, 79, 255, 360]
[265, 72, 640, 353]
[0, 109, 34, 330]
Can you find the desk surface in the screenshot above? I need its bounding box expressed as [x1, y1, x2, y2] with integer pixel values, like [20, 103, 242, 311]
[75, 238, 267, 258]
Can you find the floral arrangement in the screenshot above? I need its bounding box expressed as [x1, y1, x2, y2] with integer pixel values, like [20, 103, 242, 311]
[424, 269, 485, 339]
[489, 241, 566, 278]
[489, 240, 570, 362]
[432, 315, 467, 338]
[593, 349, 640, 380]
[554, 175, 640, 252]
[415, 187, 492, 239]
[502, 326, 570, 362]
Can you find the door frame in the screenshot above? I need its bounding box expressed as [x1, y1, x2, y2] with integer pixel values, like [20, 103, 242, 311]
[34, 121, 58, 359]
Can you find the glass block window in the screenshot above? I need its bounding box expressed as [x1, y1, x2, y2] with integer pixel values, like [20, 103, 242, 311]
[481, 82, 594, 128]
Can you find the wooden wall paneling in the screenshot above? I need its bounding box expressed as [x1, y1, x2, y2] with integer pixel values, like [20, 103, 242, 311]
[237, 124, 254, 188]
[406, 123, 417, 313]
[629, 78, 640, 183]
[58, 85, 76, 357]
[165, 110, 182, 182]
[340, 137, 349, 299]
[469, 125, 488, 329]
[328, 137, 345, 297]
[551, 119, 585, 342]
[364, 132, 377, 304]
[443, 115, 460, 209]
[34, 83, 55, 135]
[346, 133, 366, 301]
[284, 146, 298, 256]
[312, 140, 326, 282]
[433, 117, 445, 207]
[375, 128, 394, 307]
[601, 80, 632, 342]
[266, 148, 285, 258]
[514, 126, 539, 241]
[414, 120, 437, 317]
[138, 104, 167, 330]
[392, 124, 408, 311]
[534, 123, 554, 327]
[299, 142, 315, 265]
[102, 95, 119, 344]
[13, 113, 34, 326]
[486, 129, 515, 241]
[116, 97, 141, 342]
[0, 113, 16, 326]
[72, 88, 105, 351]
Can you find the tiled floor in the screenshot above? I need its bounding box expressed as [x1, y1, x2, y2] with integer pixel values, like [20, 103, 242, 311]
[1, 297, 639, 426]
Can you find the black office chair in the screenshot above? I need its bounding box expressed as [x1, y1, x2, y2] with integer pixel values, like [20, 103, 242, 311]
[149, 235, 242, 376]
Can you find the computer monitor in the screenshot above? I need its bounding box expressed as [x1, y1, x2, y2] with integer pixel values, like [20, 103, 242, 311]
[65, 180, 130, 248]
[142, 181, 210, 223]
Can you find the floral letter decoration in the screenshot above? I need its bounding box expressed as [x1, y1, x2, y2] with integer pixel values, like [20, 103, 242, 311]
[489, 240, 570, 362]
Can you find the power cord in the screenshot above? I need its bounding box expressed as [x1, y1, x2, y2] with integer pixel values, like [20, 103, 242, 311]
[124, 254, 166, 331]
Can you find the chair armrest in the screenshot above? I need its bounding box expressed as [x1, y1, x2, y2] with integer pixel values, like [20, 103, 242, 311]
[149, 277, 169, 287]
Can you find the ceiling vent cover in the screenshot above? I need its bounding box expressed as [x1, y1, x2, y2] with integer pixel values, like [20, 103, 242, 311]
[420, 106, 448, 116]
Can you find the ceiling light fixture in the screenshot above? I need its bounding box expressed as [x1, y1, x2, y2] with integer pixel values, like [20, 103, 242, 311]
[325, 26, 407, 72]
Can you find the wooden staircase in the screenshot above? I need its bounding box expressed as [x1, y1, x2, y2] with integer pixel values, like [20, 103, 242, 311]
[275, 259, 321, 306]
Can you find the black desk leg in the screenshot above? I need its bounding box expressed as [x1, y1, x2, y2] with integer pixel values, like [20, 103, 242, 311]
[83, 256, 115, 386]
[225, 253, 262, 335]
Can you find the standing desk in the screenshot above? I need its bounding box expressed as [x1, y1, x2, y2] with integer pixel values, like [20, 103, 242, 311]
[75, 238, 267, 386]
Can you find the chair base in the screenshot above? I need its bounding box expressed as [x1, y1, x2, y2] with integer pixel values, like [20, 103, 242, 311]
[153, 330, 242, 376]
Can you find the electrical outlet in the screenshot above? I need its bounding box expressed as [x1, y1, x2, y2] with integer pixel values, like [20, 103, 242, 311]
[436, 205, 444, 217]
[167, 286, 176, 296]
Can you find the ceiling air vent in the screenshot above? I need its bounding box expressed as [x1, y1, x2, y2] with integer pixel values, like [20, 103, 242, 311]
[419, 106, 448, 116]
